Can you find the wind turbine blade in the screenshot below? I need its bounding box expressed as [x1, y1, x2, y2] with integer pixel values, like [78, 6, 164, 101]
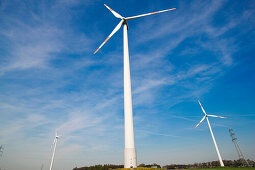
[104, 4, 123, 19]
[55, 129, 59, 137]
[198, 100, 207, 115]
[56, 134, 62, 138]
[207, 115, 227, 118]
[195, 116, 206, 128]
[94, 20, 124, 54]
[51, 138, 56, 149]
[125, 7, 176, 20]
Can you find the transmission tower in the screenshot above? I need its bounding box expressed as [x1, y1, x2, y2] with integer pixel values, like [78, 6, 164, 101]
[229, 129, 249, 166]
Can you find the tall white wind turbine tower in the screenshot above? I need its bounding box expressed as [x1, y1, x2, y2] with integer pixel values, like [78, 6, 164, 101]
[94, 4, 176, 168]
[49, 131, 62, 170]
[195, 100, 226, 167]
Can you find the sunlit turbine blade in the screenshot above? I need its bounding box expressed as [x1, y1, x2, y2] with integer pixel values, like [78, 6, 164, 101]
[51, 138, 56, 149]
[195, 116, 206, 128]
[198, 100, 207, 115]
[104, 4, 123, 19]
[56, 134, 62, 138]
[207, 115, 227, 118]
[125, 7, 176, 20]
[94, 20, 124, 54]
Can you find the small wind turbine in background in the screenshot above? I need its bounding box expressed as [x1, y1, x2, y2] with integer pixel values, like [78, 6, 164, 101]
[0, 145, 3, 157]
[49, 131, 62, 170]
[94, 4, 176, 168]
[195, 100, 226, 167]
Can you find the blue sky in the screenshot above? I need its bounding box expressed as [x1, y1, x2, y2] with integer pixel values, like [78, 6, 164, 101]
[0, 0, 255, 169]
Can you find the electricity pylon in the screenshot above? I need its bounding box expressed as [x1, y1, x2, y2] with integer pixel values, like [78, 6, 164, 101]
[229, 129, 249, 166]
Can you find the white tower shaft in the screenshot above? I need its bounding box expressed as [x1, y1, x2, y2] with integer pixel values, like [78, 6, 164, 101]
[123, 22, 137, 168]
[49, 139, 57, 170]
[206, 117, 224, 167]
[94, 5, 176, 168]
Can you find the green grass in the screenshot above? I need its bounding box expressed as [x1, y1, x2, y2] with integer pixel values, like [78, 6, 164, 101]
[190, 168, 255, 170]
[114, 167, 255, 170]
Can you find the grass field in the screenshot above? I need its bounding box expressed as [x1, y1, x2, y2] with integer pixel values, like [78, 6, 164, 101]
[114, 167, 255, 170]
[177, 168, 255, 170]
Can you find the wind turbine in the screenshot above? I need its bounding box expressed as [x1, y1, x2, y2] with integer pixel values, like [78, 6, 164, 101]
[49, 131, 62, 170]
[195, 100, 226, 167]
[94, 4, 176, 168]
[0, 145, 3, 156]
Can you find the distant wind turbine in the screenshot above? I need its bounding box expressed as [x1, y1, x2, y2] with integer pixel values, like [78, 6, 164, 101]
[195, 100, 226, 167]
[94, 4, 176, 168]
[0, 145, 3, 156]
[49, 131, 62, 170]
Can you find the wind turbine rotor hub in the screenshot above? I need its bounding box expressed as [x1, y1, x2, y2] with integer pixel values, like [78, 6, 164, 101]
[123, 19, 129, 30]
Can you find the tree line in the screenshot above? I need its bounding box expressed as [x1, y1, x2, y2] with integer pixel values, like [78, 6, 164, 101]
[73, 159, 255, 170]
[163, 159, 255, 169]
[73, 164, 124, 170]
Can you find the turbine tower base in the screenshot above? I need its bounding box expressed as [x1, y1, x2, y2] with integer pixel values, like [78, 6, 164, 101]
[124, 148, 137, 168]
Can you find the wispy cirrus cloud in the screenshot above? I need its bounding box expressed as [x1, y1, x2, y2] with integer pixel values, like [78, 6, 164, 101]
[122, 0, 251, 109]
[0, 0, 255, 169]
[0, 0, 93, 75]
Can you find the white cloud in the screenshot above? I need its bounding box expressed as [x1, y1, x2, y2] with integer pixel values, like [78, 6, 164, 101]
[0, 0, 254, 169]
